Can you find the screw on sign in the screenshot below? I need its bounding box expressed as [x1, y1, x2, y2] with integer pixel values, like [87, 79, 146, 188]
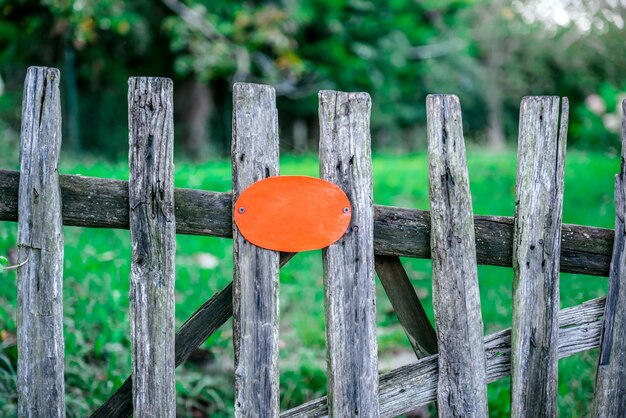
[233, 175, 352, 252]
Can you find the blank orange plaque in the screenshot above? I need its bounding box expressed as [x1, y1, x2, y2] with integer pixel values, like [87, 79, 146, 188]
[233, 176, 352, 252]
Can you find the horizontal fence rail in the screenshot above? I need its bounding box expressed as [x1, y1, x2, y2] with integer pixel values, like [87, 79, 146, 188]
[0, 169, 613, 276]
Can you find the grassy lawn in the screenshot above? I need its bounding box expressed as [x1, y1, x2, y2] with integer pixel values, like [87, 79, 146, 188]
[0, 149, 618, 416]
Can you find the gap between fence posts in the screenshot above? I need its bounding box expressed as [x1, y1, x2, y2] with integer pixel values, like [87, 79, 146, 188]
[16, 66, 65, 418]
[375, 256, 437, 359]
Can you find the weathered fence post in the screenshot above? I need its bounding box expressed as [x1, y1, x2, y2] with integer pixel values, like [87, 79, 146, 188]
[232, 83, 281, 417]
[16, 66, 65, 417]
[319, 90, 379, 417]
[593, 99, 626, 416]
[511, 96, 568, 417]
[128, 77, 176, 416]
[426, 94, 488, 417]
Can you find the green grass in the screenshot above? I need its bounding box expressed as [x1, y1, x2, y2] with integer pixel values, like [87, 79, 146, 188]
[0, 149, 618, 417]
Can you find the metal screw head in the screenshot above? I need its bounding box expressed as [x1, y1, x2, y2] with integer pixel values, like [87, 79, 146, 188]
[238, 207, 245, 214]
[343, 207, 350, 214]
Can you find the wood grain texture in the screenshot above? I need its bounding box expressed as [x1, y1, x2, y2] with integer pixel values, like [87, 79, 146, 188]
[319, 90, 379, 417]
[375, 256, 437, 358]
[281, 296, 605, 418]
[426, 94, 488, 417]
[593, 99, 626, 417]
[0, 169, 613, 276]
[16, 66, 65, 418]
[128, 77, 176, 417]
[91, 252, 296, 418]
[511, 96, 568, 418]
[232, 82, 280, 417]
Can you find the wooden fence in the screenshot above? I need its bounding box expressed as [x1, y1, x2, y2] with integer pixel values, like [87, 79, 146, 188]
[0, 66, 624, 417]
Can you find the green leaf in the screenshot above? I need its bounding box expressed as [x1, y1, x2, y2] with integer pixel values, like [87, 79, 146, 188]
[0, 256, 7, 273]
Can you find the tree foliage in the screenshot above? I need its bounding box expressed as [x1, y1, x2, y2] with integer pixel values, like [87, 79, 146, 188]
[0, 0, 624, 159]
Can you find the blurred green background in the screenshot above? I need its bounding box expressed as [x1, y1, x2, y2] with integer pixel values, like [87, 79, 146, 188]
[1, 0, 625, 161]
[0, 0, 624, 416]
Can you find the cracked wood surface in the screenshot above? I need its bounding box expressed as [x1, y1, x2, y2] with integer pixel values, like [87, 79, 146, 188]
[427, 94, 488, 417]
[511, 96, 568, 418]
[17, 66, 65, 418]
[232, 83, 281, 417]
[319, 90, 379, 417]
[128, 77, 176, 417]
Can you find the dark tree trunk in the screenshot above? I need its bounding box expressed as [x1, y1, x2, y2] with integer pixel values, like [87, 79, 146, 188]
[175, 76, 211, 159]
[64, 44, 81, 153]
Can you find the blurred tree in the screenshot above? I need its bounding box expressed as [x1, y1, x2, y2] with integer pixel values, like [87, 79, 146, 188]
[161, 0, 485, 153]
[467, 0, 626, 148]
[161, 0, 308, 157]
[0, 0, 625, 159]
[0, 0, 172, 157]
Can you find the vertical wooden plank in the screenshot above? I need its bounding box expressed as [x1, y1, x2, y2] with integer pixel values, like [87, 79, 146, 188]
[128, 77, 176, 416]
[17, 66, 65, 418]
[375, 256, 437, 358]
[511, 96, 567, 418]
[593, 99, 626, 417]
[232, 82, 280, 417]
[426, 94, 488, 417]
[319, 90, 379, 417]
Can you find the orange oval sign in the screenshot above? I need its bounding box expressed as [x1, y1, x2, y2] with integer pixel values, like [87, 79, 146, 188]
[234, 176, 352, 252]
